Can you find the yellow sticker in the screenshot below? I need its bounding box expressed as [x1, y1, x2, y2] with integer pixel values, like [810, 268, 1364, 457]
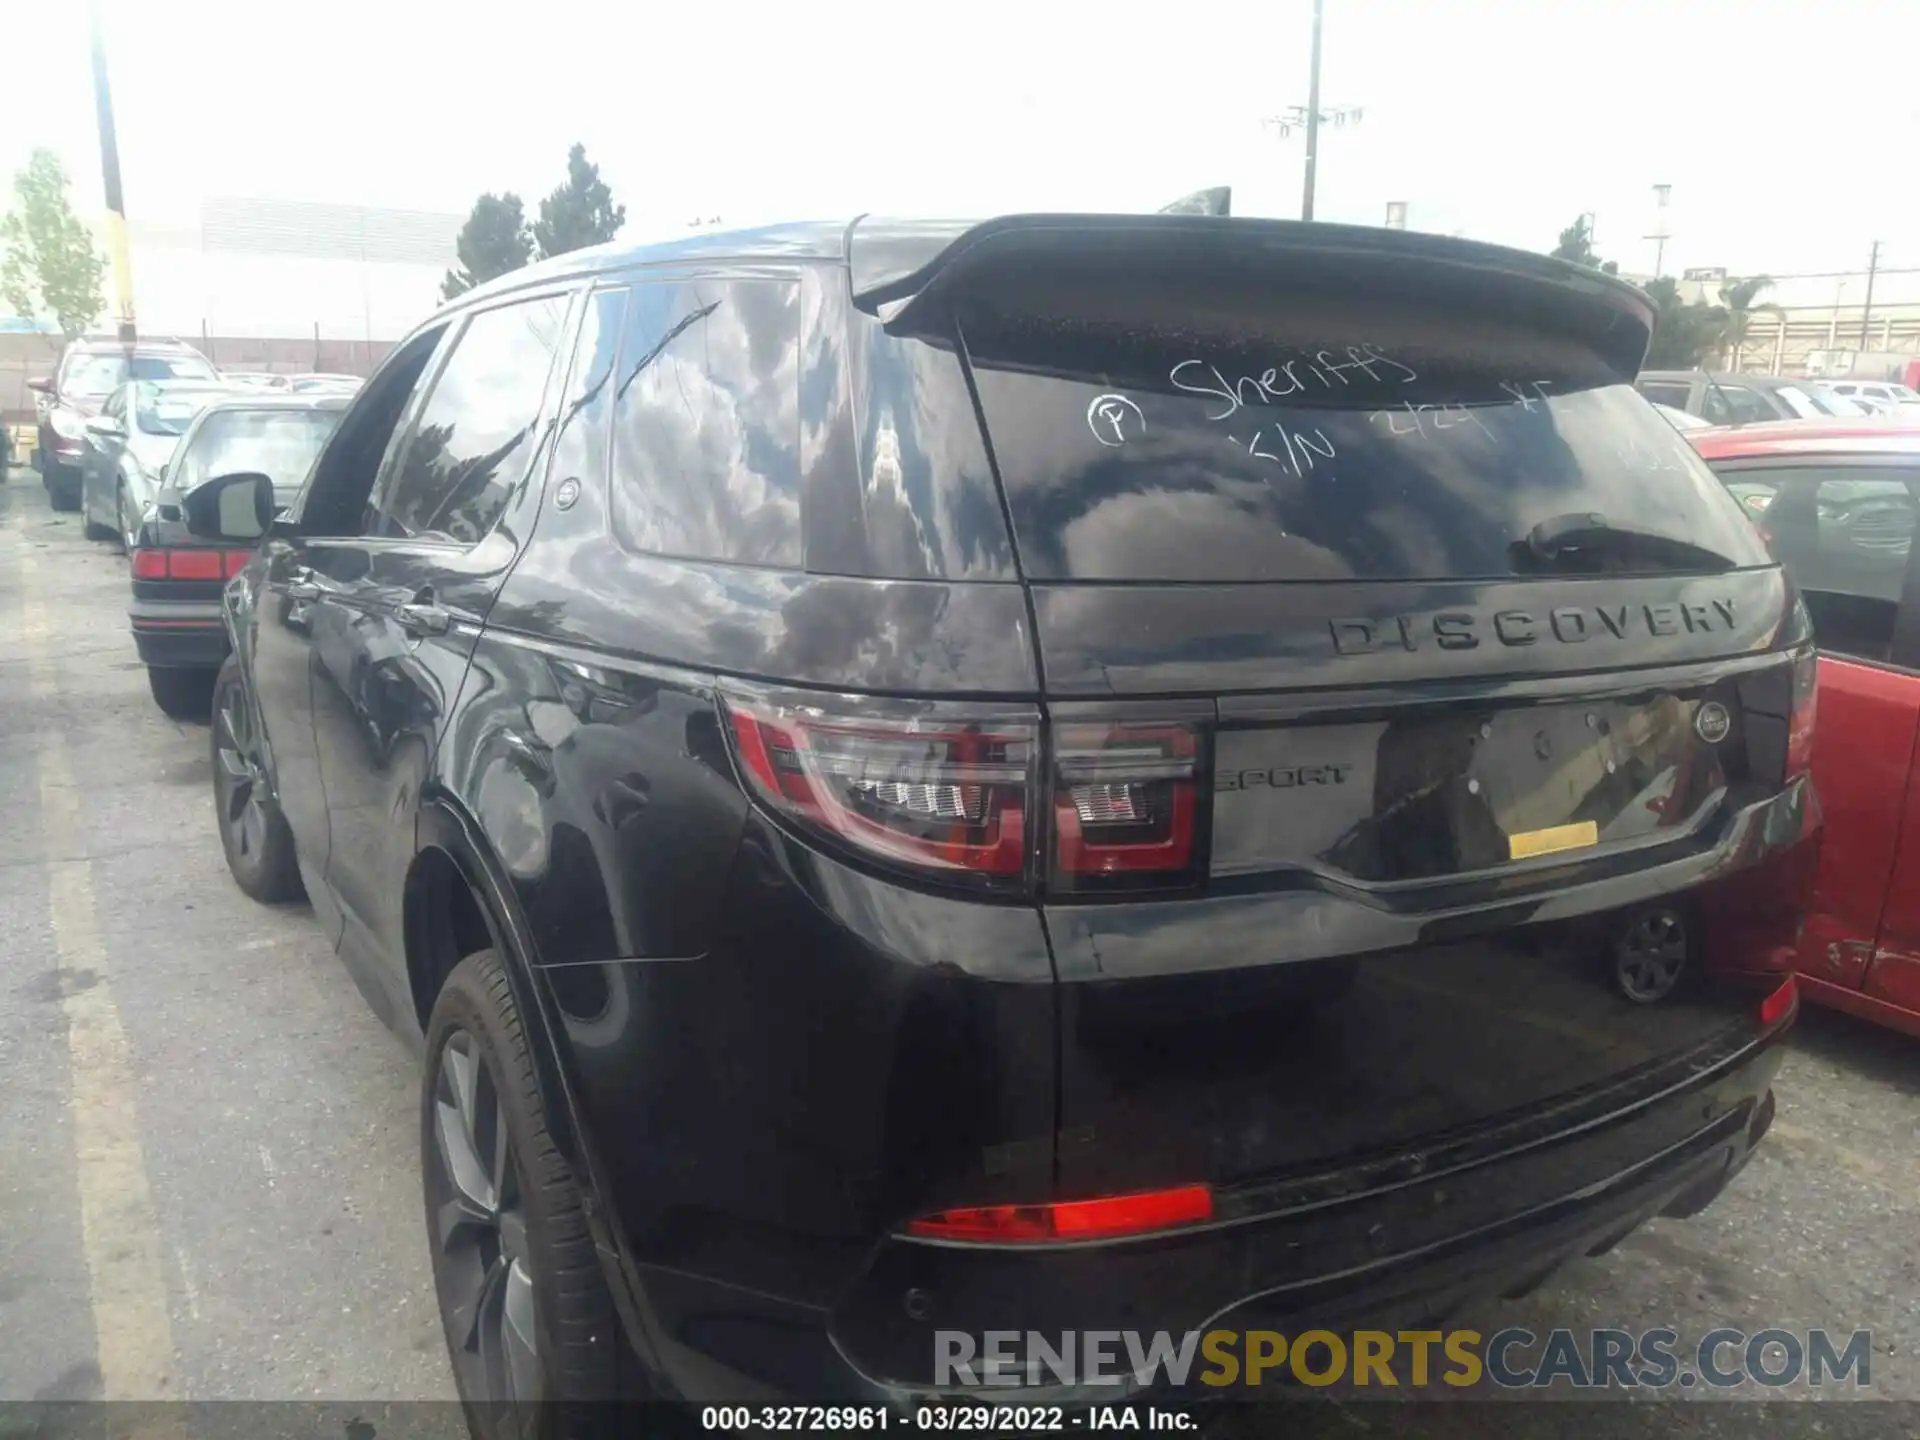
[1507, 820, 1600, 860]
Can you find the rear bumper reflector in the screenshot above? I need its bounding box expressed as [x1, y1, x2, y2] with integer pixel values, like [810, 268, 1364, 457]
[906, 1184, 1214, 1245]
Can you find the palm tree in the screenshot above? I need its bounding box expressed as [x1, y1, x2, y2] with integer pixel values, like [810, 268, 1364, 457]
[1718, 276, 1785, 369]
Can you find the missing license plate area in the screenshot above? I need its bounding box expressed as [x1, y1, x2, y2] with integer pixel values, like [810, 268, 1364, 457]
[1507, 820, 1600, 860]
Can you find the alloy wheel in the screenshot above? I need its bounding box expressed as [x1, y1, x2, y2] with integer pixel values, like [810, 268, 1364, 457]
[428, 1029, 542, 1414]
[1615, 909, 1688, 1003]
[117, 486, 134, 552]
[215, 686, 269, 864]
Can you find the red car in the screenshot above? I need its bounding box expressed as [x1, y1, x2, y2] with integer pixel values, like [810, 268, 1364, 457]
[1692, 418, 1920, 1037]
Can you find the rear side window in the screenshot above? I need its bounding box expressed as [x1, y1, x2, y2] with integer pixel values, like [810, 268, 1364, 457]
[175, 408, 344, 497]
[1637, 381, 1693, 410]
[959, 284, 1767, 582]
[609, 278, 801, 567]
[372, 293, 569, 543]
[1716, 386, 1777, 425]
[1724, 463, 1919, 663]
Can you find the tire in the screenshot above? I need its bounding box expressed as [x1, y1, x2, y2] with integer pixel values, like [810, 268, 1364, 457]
[422, 951, 635, 1437]
[117, 482, 135, 552]
[46, 462, 80, 512]
[83, 484, 115, 541]
[149, 665, 217, 720]
[210, 654, 304, 903]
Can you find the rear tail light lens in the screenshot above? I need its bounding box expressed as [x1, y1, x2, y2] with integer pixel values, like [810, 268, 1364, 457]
[128, 548, 255, 580]
[720, 694, 1212, 895]
[720, 689, 1037, 889]
[1787, 646, 1817, 780]
[167, 549, 225, 579]
[906, 1184, 1214, 1245]
[1052, 722, 1203, 889]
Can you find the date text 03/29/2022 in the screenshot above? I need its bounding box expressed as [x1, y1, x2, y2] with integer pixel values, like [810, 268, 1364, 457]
[700, 1407, 1192, 1433]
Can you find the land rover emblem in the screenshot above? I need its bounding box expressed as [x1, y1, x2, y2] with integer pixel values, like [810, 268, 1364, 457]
[1695, 702, 1731, 744]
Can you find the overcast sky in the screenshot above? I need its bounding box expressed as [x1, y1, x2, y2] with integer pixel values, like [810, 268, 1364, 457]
[7, 0, 1918, 278]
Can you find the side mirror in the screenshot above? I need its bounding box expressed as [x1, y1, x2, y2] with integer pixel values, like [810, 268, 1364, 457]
[25, 376, 52, 395]
[84, 414, 124, 438]
[184, 471, 275, 543]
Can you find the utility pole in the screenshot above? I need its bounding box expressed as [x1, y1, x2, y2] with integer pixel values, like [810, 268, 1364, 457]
[87, 0, 135, 344]
[1263, 0, 1360, 224]
[1301, 0, 1324, 222]
[1860, 240, 1882, 350]
[1644, 183, 1672, 280]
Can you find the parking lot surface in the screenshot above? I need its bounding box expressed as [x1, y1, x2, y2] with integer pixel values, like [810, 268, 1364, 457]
[0, 465, 1915, 1426]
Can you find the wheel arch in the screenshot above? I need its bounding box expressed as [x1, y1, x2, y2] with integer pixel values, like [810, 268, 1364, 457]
[409, 789, 667, 1379]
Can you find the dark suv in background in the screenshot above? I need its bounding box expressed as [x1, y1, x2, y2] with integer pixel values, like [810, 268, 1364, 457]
[185, 215, 1817, 1422]
[28, 335, 219, 508]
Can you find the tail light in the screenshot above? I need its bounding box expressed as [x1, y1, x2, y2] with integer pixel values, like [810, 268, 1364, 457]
[1051, 721, 1202, 889]
[130, 548, 255, 579]
[906, 1184, 1214, 1244]
[1758, 974, 1797, 1028]
[719, 692, 1211, 894]
[721, 689, 1038, 890]
[1787, 646, 1817, 780]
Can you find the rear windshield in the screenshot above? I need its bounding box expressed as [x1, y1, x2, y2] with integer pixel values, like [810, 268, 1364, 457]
[959, 284, 1769, 582]
[134, 383, 226, 436]
[174, 408, 343, 496]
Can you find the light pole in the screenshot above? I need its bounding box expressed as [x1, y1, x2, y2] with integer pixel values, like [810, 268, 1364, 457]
[87, 0, 136, 344]
[1644, 183, 1672, 280]
[1263, 0, 1362, 221]
[1302, 0, 1323, 221]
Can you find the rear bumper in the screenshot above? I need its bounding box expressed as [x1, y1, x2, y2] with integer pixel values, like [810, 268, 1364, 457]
[824, 1021, 1786, 1402]
[599, 986, 1789, 1404]
[130, 599, 228, 670]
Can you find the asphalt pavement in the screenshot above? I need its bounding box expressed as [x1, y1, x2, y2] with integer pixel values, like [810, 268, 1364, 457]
[0, 464, 1916, 1425]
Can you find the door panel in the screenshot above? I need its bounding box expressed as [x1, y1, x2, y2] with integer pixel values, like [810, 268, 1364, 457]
[1799, 655, 1920, 989]
[309, 539, 502, 1029]
[247, 536, 340, 939]
[307, 288, 576, 1029]
[1861, 667, 1920, 1013]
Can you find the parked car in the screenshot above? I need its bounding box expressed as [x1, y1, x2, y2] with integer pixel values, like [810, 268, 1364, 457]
[27, 336, 219, 509]
[128, 393, 348, 717]
[221, 372, 293, 392]
[183, 215, 1813, 1415]
[1690, 417, 1920, 1039]
[1636, 369, 1870, 426]
[285, 372, 363, 395]
[79, 380, 231, 550]
[1817, 378, 1920, 416]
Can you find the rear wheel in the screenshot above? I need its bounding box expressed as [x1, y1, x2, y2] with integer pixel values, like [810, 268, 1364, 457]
[117, 482, 136, 552]
[211, 654, 304, 903]
[423, 951, 633, 1437]
[148, 665, 217, 720]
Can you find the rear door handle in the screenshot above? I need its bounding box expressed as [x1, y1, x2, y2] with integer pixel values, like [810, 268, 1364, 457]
[396, 601, 451, 637]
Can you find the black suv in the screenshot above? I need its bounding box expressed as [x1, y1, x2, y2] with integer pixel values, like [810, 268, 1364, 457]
[187, 215, 1818, 1418]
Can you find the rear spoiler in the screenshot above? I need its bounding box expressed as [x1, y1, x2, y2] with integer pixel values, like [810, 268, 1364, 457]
[847, 213, 1657, 378]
